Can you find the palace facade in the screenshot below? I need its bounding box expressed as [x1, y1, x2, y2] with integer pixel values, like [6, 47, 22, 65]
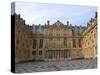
[31, 20, 86, 61]
[13, 12, 97, 63]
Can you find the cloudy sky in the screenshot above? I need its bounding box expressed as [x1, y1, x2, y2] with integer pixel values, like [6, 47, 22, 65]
[15, 2, 97, 26]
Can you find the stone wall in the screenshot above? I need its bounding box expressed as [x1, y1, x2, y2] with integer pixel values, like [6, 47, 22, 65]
[15, 14, 33, 63]
[81, 16, 97, 59]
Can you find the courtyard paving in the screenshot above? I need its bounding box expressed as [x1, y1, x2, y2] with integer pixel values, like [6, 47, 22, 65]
[15, 58, 97, 73]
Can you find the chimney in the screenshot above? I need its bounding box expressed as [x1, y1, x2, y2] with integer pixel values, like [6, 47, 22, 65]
[95, 12, 97, 18]
[47, 20, 50, 25]
[44, 23, 46, 27]
[67, 21, 69, 26]
[79, 25, 82, 29]
[23, 20, 25, 25]
[90, 18, 94, 25]
[69, 24, 72, 28]
[39, 24, 41, 31]
[32, 24, 35, 34]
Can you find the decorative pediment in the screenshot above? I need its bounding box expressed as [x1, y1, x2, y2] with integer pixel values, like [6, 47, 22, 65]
[53, 20, 64, 26]
[53, 20, 64, 29]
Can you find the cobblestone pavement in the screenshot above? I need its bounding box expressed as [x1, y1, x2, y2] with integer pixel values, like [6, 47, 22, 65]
[15, 58, 97, 73]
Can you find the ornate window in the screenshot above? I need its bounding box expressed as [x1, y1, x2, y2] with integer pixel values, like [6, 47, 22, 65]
[33, 39, 36, 49]
[64, 38, 67, 46]
[49, 34, 53, 36]
[39, 51, 42, 55]
[64, 33, 67, 36]
[49, 38, 53, 40]
[39, 39, 43, 48]
[57, 38, 60, 40]
[57, 34, 60, 36]
[32, 51, 36, 55]
[73, 39, 76, 48]
[79, 39, 81, 47]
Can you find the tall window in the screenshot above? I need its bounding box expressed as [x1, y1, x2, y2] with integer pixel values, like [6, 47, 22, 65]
[49, 38, 53, 40]
[79, 39, 81, 47]
[64, 33, 67, 36]
[57, 38, 60, 40]
[49, 34, 53, 36]
[64, 50, 68, 58]
[32, 51, 36, 55]
[64, 38, 67, 46]
[57, 34, 60, 36]
[39, 51, 42, 55]
[33, 39, 36, 49]
[39, 39, 43, 48]
[73, 39, 76, 48]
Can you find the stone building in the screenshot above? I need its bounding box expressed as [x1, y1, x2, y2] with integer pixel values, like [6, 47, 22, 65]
[14, 14, 33, 63]
[30, 20, 86, 61]
[81, 12, 97, 59]
[13, 12, 97, 63]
